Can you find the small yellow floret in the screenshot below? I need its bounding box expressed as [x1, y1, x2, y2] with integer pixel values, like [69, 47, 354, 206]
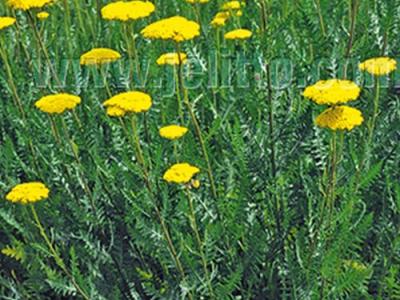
[315, 105, 364, 131]
[80, 48, 121, 66]
[7, 0, 53, 10]
[37, 11, 49, 20]
[224, 29, 252, 40]
[0, 17, 16, 30]
[35, 93, 81, 114]
[303, 79, 361, 105]
[157, 53, 187, 65]
[103, 91, 152, 113]
[101, 1, 155, 21]
[106, 106, 126, 117]
[5, 182, 50, 204]
[163, 163, 200, 184]
[159, 125, 188, 140]
[141, 16, 200, 42]
[359, 57, 397, 76]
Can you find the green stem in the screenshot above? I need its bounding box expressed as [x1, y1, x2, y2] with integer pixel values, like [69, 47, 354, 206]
[266, 64, 277, 178]
[61, 117, 96, 212]
[345, 0, 359, 59]
[185, 188, 215, 299]
[0, 36, 40, 174]
[124, 116, 194, 299]
[175, 42, 218, 199]
[30, 205, 90, 300]
[99, 65, 112, 97]
[62, 0, 73, 57]
[314, 0, 326, 37]
[354, 77, 380, 191]
[327, 131, 338, 228]
[193, 3, 201, 24]
[131, 115, 146, 171]
[258, 0, 268, 34]
[49, 115, 62, 145]
[26, 11, 62, 88]
[173, 141, 180, 162]
[368, 77, 380, 146]
[174, 66, 184, 123]
[0, 38, 26, 120]
[123, 22, 142, 88]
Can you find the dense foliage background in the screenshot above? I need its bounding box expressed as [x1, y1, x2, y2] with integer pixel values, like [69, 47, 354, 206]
[1, 0, 399, 299]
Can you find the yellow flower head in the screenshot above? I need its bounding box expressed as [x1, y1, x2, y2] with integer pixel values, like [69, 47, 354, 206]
[186, 0, 209, 3]
[163, 163, 200, 184]
[37, 11, 49, 20]
[191, 179, 201, 189]
[101, 1, 155, 21]
[343, 260, 368, 272]
[0, 17, 16, 30]
[35, 93, 81, 114]
[7, 0, 53, 10]
[224, 28, 252, 40]
[159, 125, 188, 140]
[221, 1, 244, 10]
[106, 106, 126, 117]
[141, 16, 200, 42]
[103, 91, 152, 113]
[303, 79, 361, 105]
[5, 182, 49, 204]
[211, 12, 230, 27]
[234, 10, 243, 17]
[315, 105, 364, 131]
[157, 53, 187, 66]
[80, 48, 121, 66]
[359, 57, 397, 76]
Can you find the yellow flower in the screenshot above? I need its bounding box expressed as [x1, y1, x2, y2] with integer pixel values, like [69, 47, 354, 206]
[211, 17, 226, 27]
[7, 0, 53, 10]
[103, 91, 152, 113]
[106, 106, 126, 117]
[80, 48, 121, 66]
[234, 10, 243, 17]
[359, 57, 397, 76]
[37, 11, 49, 20]
[211, 12, 230, 27]
[5, 182, 49, 204]
[156, 53, 187, 65]
[35, 93, 81, 114]
[221, 1, 244, 10]
[191, 179, 201, 189]
[224, 28, 252, 40]
[159, 125, 188, 140]
[303, 79, 361, 105]
[186, 0, 209, 3]
[315, 105, 364, 131]
[163, 163, 200, 184]
[141, 16, 200, 42]
[0, 17, 16, 30]
[101, 1, 155, 21]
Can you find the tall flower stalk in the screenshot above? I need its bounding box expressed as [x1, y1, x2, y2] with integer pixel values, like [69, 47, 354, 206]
[5, 182, 90, 300]
[185, 187, 215, 299]
[35, 94, 96, 211]
[31, 205, 90, 300]
[355, 57, 397, 188]
[175, 43, 218, 199]
[26, 11, 63, 87]
[303, 79, 363, 236]
[103, 92, 194, 299]
[163, 163, 214, 298]
[314, 0, 326, 36]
